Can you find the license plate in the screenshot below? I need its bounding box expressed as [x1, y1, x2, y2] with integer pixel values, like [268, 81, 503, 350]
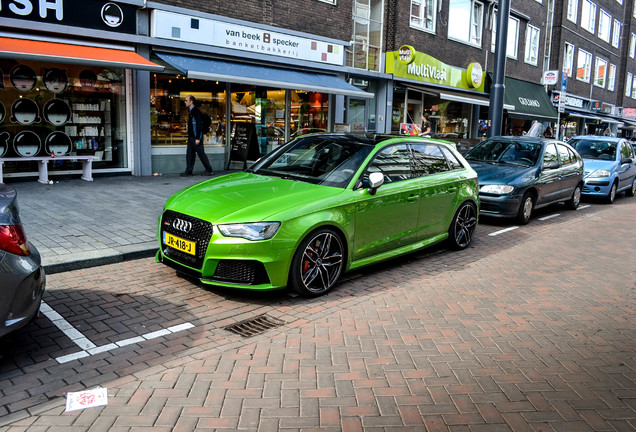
[163, 231, 196, 255]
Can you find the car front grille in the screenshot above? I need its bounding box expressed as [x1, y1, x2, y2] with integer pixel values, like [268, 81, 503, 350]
[213, 260, 270, 285]
[161, 210, 214, 269]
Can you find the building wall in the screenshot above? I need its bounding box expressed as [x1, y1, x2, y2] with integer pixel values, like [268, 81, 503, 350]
[151, 0, 353, 42]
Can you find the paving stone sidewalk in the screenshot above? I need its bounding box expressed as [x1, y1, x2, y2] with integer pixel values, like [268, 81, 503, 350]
[10, 173, 227, 273]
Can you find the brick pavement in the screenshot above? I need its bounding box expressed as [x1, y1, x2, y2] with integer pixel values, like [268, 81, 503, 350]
[0, 196, 634, 430]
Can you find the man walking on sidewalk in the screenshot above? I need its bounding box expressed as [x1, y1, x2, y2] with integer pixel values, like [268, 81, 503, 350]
[181, 95, 213, 176]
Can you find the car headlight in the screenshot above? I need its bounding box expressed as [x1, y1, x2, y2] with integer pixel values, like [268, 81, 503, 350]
[587, 169, 611, 178]
[217, 222, 281, 241]
[480, 184, 514, 194]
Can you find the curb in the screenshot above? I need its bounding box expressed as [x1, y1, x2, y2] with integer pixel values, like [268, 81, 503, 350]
[43, 243, 158, 274]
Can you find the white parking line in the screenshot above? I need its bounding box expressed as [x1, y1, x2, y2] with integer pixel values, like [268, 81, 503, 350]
[55, 322, 195, 364]
[538, 214, 560, 221]
[577, 204, 591, 210]
[488, 226, 519, 236]
[40, 302, 97, 351]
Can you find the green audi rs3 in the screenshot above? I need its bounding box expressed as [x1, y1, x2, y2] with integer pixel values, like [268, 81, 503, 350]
[157, 133, 479, 297]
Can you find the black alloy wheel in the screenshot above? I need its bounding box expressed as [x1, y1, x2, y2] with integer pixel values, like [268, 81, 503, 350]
[448, 201, 478, 250]
[626, 180, 636, 197]
[289, 228, 344, 297]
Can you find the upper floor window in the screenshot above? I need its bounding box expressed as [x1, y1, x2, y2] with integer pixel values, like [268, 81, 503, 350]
[567, 0, 578, 22]
[576, 48, 592, 82]
[564, 42, 575, 77]
[448, 0, 484, 46]
[631, 33, 636, 58]
[593, 57, 607, 87]
[625, 72, 632, 97]
[348, 0, 383, 71]
[525, 25, 540, 65]
[607, 63, 616, 91]
[411, 0, 437, 32]
[598, 10, 611, 43]
[612, 19, 621, 48]
[317, 0, 336, 3]
[581, 0, 596, 34]
[491, 13, 519, 58]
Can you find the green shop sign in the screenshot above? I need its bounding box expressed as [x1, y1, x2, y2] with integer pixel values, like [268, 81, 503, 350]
[387, 46, 486, 92]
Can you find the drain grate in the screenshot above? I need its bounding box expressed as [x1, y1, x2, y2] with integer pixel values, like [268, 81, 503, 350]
[224, 314, 286, 337]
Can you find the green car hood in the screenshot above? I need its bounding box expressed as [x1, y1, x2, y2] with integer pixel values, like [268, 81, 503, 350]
[165, 172, 345, 222]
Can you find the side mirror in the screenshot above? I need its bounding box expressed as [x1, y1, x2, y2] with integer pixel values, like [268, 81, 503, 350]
[621, 157, 633, 165]
[543, 161, 559, 170]
[367, 172, 384, 195]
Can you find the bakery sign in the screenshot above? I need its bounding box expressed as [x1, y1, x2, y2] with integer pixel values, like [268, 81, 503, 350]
[0, 0, 136, 33]
[386, 46, 485, 92]
[151, 10, 344, 66]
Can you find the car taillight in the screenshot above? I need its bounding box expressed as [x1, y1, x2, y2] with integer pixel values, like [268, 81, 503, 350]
[0, 225, 31, 256]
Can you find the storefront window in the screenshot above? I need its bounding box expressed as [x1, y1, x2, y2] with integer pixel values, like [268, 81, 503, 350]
[151, 74, 227, 146]
[0, 60, 127, 176]
[290, 91, 328, 138]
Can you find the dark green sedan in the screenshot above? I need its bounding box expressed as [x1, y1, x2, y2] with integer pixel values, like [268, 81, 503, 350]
[157, 134, 479, 297]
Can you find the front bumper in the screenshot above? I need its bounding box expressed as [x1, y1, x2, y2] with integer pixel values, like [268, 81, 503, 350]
[581, 178, 612, 196]
[157, 210, 294, 291]
[477, 193, 522, 218]
[0, 243, 46, 338]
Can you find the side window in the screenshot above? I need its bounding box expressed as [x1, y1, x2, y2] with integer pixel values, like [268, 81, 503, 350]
[621, 142, 634, 159]
[440, 146, 464, 170]
[366, 144, 411, 183]
[411, 144, 451, 176]
[557, 144, 574, 165]
[543, 144, 558, 165]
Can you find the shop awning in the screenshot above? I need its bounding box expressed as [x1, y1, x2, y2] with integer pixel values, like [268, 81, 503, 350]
[155, 52, 374, 99]
[564, 110, 604, 121]
[439, 89, 490, 107]
[503, 77, 558, 120]
[0, 37, 164, 71]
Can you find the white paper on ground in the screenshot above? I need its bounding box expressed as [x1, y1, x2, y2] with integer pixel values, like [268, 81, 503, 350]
[65, 387, 108, 412]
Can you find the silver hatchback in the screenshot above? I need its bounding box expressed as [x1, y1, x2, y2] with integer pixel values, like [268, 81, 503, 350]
[0, 184, 45, 338]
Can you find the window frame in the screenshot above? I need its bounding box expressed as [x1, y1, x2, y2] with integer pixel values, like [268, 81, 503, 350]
[448, 0, 484, 47]
[612, 19, 621, 48]
[630, 33, 636, 58]
[608, 63, 616, 91]
[567, 0, 579, 23]
[593, 57, 607, 88]
[597, 10, 611, 43]
[410, 0, 437, 33]
[626, 72, 633, 97]
[524, 24, 540, 65]
[564, 42, 575, 77]
[580, 0, 597, 34]
[576, 49, 592, 83]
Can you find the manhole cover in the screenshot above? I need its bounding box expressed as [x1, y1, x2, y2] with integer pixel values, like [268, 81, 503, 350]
[224, 314, 286, 337]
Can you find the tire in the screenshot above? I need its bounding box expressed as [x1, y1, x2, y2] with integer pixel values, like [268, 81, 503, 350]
[448, 201, 478, 250]
[565, 184, 582, 210]
[288, 228, 344, 297]
[626, 180, 636, 197]
[606, 182, 617, 204]
[516, 192, 534, 225]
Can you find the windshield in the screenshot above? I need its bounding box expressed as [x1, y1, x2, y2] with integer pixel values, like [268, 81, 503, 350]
[249, 136, 374, 188]
[569, 139, 617, 160]
[465, 139, 542, 167]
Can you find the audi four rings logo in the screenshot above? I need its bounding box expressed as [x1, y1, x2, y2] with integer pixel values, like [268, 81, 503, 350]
[172, 218, 192, 233]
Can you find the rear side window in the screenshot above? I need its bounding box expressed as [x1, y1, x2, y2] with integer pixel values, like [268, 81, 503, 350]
[411, 144, 451, 176]
[557, 144, 575, 165]
[440, 147, 464, 170]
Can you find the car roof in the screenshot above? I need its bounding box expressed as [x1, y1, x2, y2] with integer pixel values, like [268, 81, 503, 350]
[570, 135, 624, 142]
[301, 132, 457, 147]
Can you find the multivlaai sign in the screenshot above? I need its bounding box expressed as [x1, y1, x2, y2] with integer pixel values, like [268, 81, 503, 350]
[0, 0, 136, 34]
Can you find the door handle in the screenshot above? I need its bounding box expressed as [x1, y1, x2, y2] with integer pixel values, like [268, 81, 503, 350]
[406, 194, 418, 202]
[447, 187, 457, 192]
